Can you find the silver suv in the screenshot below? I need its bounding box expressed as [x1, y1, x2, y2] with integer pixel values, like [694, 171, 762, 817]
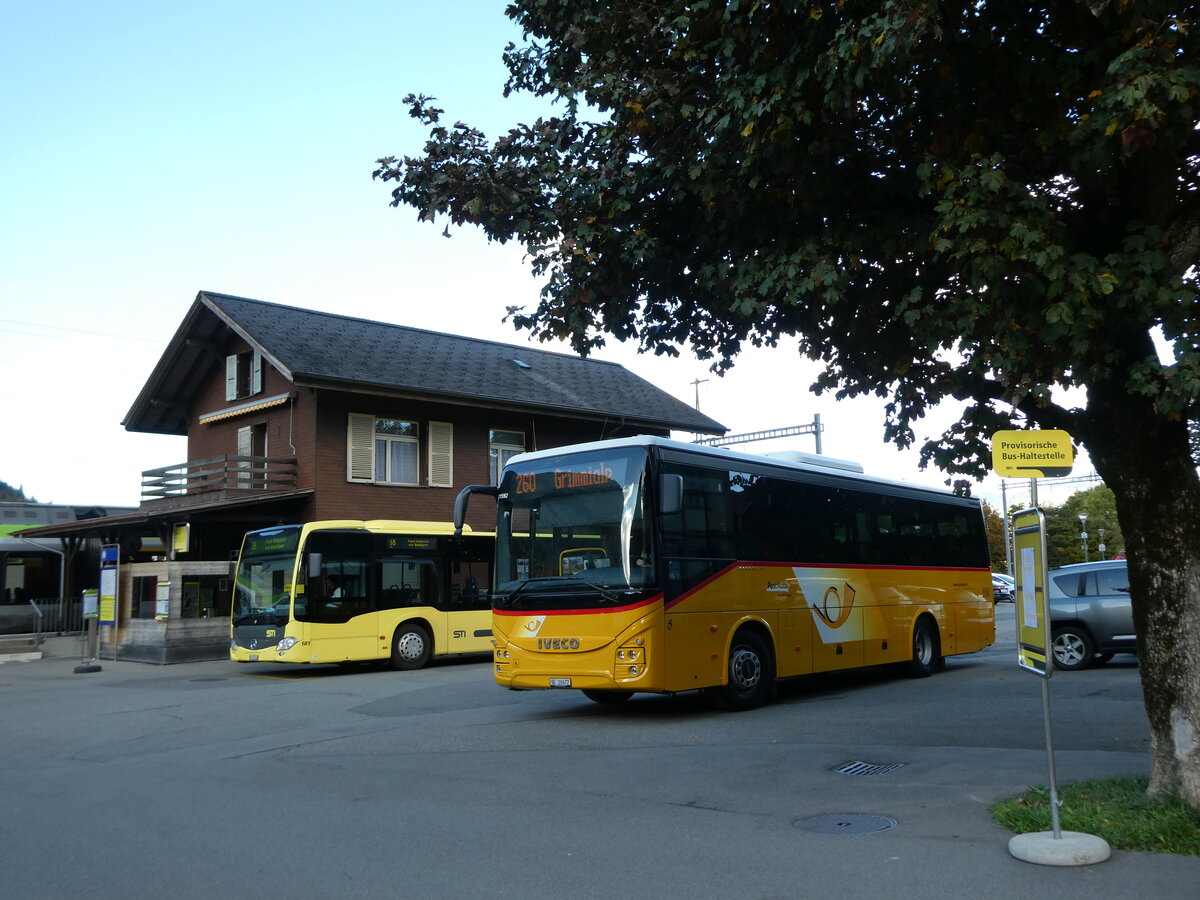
[1047, 559, 1136, 670]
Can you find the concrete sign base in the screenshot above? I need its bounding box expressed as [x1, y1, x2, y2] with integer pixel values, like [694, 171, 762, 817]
[1009, 831, 1111, 866]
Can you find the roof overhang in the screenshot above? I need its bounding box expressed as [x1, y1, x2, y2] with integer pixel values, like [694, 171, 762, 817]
[14, 490, 314, 540]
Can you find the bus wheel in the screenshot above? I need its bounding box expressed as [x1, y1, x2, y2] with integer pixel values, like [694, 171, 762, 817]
[390, 622, 432, 670]
[708, 629, 774, 711]
[582, 689, 633, 704]
[906, 618, 940, 678]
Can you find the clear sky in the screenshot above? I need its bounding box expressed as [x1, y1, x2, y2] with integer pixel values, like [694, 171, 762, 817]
[0, 1, 1092, 511]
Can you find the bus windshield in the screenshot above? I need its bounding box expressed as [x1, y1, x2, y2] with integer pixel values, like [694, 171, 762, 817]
[495, 447, 654, 608]
[233, 525, 301, 624]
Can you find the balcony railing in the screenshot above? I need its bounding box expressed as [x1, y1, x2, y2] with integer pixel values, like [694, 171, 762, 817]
[141, 455, 298, 502]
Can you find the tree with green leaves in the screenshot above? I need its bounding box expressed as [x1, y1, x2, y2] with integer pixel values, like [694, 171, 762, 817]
[376, 1, 1200, 805]
[980, 499, 1007, 571]
[1044, 484, 1125, 565]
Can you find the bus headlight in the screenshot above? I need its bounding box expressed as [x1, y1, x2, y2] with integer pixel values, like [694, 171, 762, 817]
[616, 640, 648, 679]
[277, 636, 298, 651]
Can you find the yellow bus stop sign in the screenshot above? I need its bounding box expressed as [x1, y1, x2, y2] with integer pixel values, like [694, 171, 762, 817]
[1013, 508, 1052, 677]
[991, 429, 1074, 477]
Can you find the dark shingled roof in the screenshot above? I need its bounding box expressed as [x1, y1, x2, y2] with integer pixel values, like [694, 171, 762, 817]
[124, 292, 727, 437]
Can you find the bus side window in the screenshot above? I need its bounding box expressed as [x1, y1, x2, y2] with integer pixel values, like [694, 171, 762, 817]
[379, 558, 415, 609]
[379, 558, 442, 609]
[452, 561, 490, 610]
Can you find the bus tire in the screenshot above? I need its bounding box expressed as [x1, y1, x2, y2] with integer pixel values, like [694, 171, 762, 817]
[708, 628, 774, 711]
[582, 689, 633, 704]
[906, 617, 940, 678]
[390, 622, 432, 670]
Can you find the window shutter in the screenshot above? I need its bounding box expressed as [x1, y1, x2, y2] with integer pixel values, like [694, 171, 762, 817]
[236, 426, 253, 487]
[347, 413, 375, 483]
[225, 355, 238, 401]
[427, 421, 453, 488]
[251, 350, 263, 395]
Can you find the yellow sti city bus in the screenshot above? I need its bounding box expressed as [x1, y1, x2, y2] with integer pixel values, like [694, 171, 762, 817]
[230, 520, 493, 668]
[455, 436, 995, 709]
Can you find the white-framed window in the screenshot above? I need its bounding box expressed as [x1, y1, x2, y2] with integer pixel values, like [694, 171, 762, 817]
[375, 419, 419, 485]
[489, 429, 525, 485]
[225, 350, 262, 401]
[347, 414, 454, 487]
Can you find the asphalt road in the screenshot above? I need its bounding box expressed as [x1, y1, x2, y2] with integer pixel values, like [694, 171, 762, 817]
[2, 604, 1197, 899]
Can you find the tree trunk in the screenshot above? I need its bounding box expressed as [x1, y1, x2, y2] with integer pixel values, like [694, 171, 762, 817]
[1082, 379, 1200, 808]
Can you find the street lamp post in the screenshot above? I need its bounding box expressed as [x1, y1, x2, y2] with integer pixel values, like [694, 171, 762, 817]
[1079, 513, 1089, 563]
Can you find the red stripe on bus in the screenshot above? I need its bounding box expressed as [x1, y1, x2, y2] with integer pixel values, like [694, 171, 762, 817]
[493, 595, 663, 617]
[744, 560, 991, 573]
[663, 561, 741, 610]
[663, 560, 990, 610]
[495, 561, 989, 616]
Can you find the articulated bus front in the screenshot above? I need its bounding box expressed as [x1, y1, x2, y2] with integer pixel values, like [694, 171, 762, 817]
[230, 525, 308, 663]
[490, 445, 666, 697]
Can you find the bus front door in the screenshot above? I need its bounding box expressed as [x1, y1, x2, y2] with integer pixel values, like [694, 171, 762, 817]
[305, 571, 378, 662]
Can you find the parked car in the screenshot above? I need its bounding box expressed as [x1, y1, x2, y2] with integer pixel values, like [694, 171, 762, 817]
[991, 573, 1015, 603]
[1047, 559, 1136, 670]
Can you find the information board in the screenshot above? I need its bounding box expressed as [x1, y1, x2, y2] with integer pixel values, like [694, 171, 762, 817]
[99, 544, 119, 627]
[991, 429, 1074, 478]
[1012, 508, 1052, 677]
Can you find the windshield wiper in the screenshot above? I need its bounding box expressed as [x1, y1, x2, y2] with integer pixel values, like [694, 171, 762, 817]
[498, 576, 625, 607]
[499, 577, 557, 607]
[570, 580, 621, 603]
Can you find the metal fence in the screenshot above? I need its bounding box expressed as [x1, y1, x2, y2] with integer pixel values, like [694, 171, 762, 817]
[0, 597, 82, 637]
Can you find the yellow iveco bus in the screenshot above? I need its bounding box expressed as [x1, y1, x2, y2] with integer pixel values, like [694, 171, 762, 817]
[454, 436, 995, 709]
[230, 520, 493, 669]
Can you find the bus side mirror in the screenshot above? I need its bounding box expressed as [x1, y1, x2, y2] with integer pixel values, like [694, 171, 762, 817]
[306, 552, 322, 579]
[659, 474, 683, 516]
[453, 484, 499, 535]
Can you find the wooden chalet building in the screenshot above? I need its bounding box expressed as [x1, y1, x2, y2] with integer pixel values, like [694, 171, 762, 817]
[22, 291, 725, 662]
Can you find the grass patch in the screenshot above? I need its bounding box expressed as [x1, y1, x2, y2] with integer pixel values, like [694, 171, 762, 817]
[992, 777, 1200, 856]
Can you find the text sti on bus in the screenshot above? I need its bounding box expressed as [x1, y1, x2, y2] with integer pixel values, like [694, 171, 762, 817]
[454, 436, 995, 709]
[230, 520, 493, 669]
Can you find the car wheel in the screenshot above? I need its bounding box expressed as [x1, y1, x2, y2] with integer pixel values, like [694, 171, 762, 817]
[390, 622, 432, 670]
[906, 616, 941, 677]
[707, 629, 774, 711]
[1051, 625, 1095, 670]
[582, 689, 634, 704]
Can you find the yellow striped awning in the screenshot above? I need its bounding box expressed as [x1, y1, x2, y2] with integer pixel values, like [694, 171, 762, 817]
[198, 392, 295, 424]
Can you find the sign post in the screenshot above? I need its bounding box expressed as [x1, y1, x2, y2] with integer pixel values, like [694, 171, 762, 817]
[73, 589, 102, 674]
[99, 544, 119, 661]
[1013, 508, 1053, 678]
[992, 431, 1109, 866]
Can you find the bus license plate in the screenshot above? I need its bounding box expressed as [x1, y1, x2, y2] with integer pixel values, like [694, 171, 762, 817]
[549, 677, 572, 687]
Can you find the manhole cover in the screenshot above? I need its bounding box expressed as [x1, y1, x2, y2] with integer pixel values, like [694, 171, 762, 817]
[795, 814, 897, 835]
[834, 760, 906, 776]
